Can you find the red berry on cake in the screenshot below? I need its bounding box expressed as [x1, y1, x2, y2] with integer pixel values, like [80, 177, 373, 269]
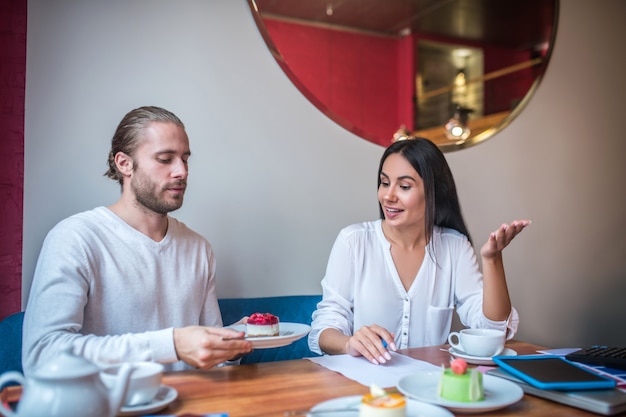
[246, 312, 279, 337]
[450, 358, 468, 375]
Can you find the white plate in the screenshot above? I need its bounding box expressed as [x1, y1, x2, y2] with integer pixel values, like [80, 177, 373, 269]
[448, 347, 518, 365]
[118, 385, 177, 416]
[309, 394, 454, 417]
[398, 371, 524, 414]
[229, 322, 311, 349]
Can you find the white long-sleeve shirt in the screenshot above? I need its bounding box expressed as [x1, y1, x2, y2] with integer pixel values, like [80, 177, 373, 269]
[308, 220, 518, 355]
[22, 207, 220, 375]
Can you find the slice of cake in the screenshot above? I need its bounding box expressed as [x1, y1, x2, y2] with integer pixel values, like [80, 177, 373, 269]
[360, 385, 406, 417]
[246, 312, 279, 337]
[438, 358, 484, 402]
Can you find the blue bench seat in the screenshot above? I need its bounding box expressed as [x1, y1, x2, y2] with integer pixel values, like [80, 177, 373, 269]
[0, 295, 322, 375]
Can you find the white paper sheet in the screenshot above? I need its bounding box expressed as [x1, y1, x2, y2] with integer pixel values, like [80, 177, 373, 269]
[307, 352, 440, 388]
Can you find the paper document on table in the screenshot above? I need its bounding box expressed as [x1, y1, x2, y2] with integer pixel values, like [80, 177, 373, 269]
[307, 352, 440, 388]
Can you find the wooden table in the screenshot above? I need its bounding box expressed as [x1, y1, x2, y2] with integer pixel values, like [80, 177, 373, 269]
[0, 341, 609, 416]
[152, 340, 606, 416]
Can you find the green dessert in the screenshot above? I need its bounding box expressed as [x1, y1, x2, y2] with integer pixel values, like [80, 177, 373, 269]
[438, 358, 485, 402]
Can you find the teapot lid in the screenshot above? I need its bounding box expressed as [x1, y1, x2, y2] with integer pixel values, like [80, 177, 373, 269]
[34, 345, 101, 379]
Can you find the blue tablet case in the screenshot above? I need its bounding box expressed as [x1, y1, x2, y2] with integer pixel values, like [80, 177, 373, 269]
[487, 368, 626, 416]
[492, 355, 617, 391]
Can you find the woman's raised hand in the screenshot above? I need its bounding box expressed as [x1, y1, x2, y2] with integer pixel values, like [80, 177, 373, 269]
[480, 220, 531, 259]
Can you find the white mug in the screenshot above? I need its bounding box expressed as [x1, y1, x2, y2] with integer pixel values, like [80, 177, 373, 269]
[101, 361, 163, 407]
[448, 328, 505, 357]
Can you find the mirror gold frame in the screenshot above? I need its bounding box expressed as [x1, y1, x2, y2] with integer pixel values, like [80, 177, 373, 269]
[248, 0, 559, 151]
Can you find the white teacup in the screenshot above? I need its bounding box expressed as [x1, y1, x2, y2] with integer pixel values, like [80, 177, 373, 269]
[101, 361, 163, 407]
[448, 328, 505, 357]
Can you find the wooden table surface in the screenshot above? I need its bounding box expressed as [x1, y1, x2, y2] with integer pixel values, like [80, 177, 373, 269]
[154, 340, 606, 416]
[0, 340, 611, 416]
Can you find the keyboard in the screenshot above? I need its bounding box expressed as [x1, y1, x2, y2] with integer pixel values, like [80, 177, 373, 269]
[566, 346, 626, 371]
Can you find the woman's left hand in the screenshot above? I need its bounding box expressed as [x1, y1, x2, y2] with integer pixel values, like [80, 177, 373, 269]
[480, 220, 531, 260]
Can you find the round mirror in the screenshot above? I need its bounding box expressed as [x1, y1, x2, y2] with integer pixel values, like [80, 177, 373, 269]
[248, 0, 559, 151]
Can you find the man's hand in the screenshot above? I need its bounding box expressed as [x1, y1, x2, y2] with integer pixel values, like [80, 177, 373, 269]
[173, 326, 252, 369]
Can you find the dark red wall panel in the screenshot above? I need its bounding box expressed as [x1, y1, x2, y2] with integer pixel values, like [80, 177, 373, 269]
[0, 0, 26, 319]
[265, 19, 409, 147]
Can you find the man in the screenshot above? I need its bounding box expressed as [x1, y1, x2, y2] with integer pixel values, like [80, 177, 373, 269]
[22, 106, 251, 374]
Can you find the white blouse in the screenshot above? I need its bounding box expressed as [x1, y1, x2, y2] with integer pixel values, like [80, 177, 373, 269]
[308, 220, 518, 355]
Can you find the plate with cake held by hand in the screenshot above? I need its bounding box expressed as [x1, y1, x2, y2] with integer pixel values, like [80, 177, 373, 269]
[227, 322, 311, 349]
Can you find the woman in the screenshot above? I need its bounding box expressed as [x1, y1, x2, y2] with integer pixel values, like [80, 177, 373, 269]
[308, 138, 530, 365]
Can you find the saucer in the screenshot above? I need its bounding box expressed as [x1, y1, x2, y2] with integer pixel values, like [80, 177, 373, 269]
[448, 347, 518, 365]
[398, 371, 524, 414]
[118, 385, 177, 416]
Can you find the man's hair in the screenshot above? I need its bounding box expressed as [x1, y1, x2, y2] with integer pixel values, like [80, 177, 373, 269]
[104, 106, 185, 185]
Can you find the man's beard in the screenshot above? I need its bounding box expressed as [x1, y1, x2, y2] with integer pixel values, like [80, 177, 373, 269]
[131, 171, 185, 215]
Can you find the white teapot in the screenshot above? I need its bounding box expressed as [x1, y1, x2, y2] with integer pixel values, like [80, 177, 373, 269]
[0, 346, 134, 417]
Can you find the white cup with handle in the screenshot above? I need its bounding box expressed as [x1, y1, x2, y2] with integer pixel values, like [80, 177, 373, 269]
[448, 328, 505, 357]
[100, 361, 163, 407]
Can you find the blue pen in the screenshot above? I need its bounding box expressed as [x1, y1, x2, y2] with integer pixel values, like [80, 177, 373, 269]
[382, 339, 388, 349]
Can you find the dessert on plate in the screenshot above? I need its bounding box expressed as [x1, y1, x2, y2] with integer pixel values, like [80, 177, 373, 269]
[246, 312, 279, 337]
[360, 384, 406, 417]
[438, 358, 484, 402]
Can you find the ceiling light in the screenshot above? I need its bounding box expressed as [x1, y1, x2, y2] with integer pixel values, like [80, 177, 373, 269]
[392, 125, 412, 142]
[454, 69, 467, 88]
[444, 106, 472, 142]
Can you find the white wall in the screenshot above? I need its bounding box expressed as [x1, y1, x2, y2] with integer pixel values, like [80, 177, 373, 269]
[24, 0, 626, 348]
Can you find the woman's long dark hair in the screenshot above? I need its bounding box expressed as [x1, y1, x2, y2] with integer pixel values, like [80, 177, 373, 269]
[377, 138, 472, 245]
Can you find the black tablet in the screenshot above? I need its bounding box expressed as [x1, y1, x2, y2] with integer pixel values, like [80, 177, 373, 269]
[492, 355, 617, 391]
